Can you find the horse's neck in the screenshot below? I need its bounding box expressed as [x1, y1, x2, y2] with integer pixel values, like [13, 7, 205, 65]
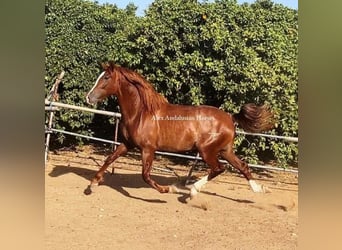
[117, 81, 143, 124]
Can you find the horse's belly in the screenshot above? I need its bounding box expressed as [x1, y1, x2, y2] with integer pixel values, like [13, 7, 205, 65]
[157, 128, 196, 152]
[157, 142, 195, 152]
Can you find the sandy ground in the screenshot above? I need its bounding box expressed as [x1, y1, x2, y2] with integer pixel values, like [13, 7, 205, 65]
[45, 145, 298, 250]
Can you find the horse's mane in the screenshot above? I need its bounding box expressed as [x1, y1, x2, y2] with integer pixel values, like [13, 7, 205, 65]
[114, 64, 168, 114]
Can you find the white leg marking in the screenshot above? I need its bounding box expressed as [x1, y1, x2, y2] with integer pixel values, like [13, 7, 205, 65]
[86, 71, 105, 104]
[249, 180, 264, 193]
[190, 186, 198, 198]
[190, 175, 209, 199]
[194, 175, 209, 191]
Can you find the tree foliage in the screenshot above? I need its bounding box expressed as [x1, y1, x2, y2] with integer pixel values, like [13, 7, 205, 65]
[45, 0, 298, 167]
[45, 0, 139, 140]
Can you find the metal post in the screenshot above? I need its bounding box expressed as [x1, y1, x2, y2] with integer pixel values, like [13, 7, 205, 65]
[111, 117, 120, 174]
[45, 71, 65, 166]
[45, 109, 55, 164]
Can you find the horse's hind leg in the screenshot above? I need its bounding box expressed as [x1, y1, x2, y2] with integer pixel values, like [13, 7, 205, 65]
[220, 147, 265, 193]
[84, 143, 128, 195]
[189, 150, 225, 199]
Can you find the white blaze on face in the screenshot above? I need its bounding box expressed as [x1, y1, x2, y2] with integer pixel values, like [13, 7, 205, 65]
[86, 71, 105, 104]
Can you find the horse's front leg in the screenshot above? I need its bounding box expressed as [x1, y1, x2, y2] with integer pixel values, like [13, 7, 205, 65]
[84, 143, 128, 195]
[141, 147, 178, 194]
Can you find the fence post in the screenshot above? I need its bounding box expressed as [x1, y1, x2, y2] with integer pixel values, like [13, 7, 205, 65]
[45, 71, 65, 165]
[110, 117, 120, 174]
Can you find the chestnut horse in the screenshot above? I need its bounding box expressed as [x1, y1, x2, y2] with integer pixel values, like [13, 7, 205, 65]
[86, 62, 274, 198]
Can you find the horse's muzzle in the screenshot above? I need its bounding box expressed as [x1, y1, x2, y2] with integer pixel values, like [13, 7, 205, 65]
[86, 94, 95, 105]
[86, 93, 101, 105]
[86, 89, 106, 104]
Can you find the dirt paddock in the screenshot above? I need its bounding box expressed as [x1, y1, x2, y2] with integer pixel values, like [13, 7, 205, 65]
[45, 145, 298, 250]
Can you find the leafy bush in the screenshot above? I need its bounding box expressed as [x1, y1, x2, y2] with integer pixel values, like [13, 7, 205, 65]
[45, 0, 139, 141]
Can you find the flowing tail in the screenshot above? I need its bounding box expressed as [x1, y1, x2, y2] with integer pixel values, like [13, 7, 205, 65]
[233, 103, 275, 133]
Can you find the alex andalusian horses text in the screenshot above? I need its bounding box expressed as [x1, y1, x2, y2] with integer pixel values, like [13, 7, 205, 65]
[85, 62, 274, 198]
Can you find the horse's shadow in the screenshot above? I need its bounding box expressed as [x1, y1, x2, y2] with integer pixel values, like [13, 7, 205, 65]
[48, 165, 254, 205]
[49, 164, 175, 203]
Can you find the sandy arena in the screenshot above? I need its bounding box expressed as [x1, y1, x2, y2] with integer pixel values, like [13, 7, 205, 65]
[45, 145, 298, 250]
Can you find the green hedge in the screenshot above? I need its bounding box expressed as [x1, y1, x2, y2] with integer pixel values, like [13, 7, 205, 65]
[45, 0, 298, 167]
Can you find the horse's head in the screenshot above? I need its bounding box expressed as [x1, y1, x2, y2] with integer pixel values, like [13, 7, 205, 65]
[86, 62, 120, 104]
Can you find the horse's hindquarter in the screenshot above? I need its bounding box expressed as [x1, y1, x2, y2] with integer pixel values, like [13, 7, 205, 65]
[154, 104, 235, 152]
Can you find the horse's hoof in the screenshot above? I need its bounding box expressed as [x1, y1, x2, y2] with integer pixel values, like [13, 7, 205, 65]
[169, 185, 179, 194]
[84, 182, 101, 195]
[84, 185, 92, 195]
[262, 185, 272, 193]
[190, 186, 198, 199]
[249, 180, 267, 193]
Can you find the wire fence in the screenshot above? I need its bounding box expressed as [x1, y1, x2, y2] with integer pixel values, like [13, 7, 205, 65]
[45, 100, 298, 174]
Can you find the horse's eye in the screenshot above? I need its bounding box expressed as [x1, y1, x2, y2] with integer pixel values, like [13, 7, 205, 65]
[104, 75, 110, 80]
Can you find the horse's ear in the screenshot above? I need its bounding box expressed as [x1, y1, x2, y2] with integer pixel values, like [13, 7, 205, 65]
[101, 61, 117, 73]
[108, 61, 117, 72]
[101, 62, 110, 71]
